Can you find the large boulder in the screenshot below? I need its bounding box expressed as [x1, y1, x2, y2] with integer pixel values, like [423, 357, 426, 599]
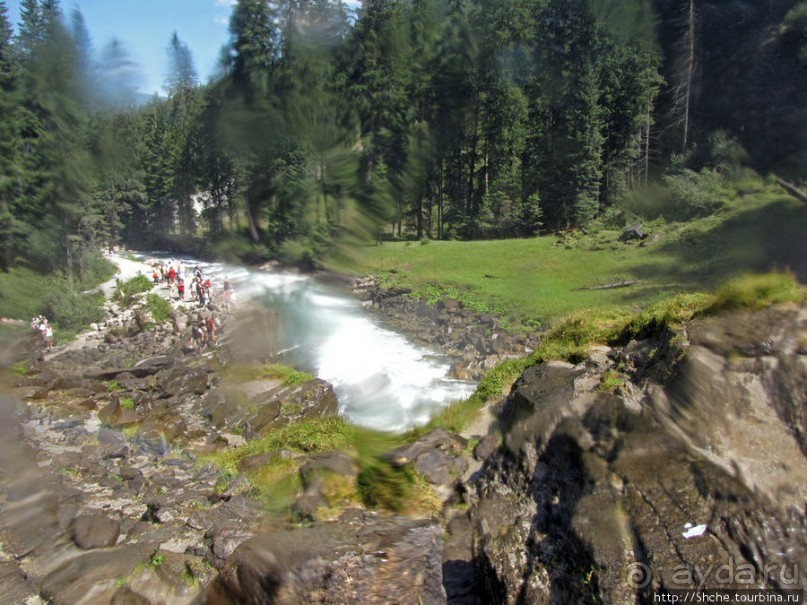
[248, 378, 339, 433]
[205, 513, 446, 604]
[72, 512, 121, 549]
[470, 304, 807, 604]
[619, 223, 646, 242]
[387, 429, 469, 498]
[154, 364, 208, 397]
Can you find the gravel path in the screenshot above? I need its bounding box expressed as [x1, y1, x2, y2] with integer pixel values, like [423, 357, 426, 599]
[47, 253, 157, 358]
[98, 253, 153, 298]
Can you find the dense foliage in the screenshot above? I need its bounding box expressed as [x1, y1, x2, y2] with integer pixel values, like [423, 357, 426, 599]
[0, 0, 805, 272]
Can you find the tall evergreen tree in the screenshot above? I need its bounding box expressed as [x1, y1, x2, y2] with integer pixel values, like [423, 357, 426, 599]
[70, 8, 92, 77]
[0, 0, 21, 269]
[16, 0, 44, 58]
[526, 0, 604, 229]
[165, 31, 198, 96]
[228, 0, 277, 98]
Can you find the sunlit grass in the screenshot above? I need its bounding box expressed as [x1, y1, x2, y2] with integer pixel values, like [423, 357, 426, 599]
[221, 362, 314, 387]
[708, 271, 804, 313]
[409, 270, 800, 435]
[205, 416, 437, 516]
[333, 179, 806, 332]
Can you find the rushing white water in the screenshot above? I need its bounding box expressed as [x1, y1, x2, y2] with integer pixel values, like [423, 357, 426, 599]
[135, 253, 476, 431]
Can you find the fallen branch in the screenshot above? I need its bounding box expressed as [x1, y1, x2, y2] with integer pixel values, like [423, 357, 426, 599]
[580, 280, 641, 291]
[774, 175, 807, 203]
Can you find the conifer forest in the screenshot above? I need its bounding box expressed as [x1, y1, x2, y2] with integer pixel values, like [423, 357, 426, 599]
[0, 0, 805, 275]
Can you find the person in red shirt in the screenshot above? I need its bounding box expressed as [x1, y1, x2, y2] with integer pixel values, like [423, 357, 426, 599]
[205, 315, 216, 345]
[177, 277, 185, 300]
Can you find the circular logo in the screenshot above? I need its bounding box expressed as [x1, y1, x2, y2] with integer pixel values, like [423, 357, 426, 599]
[626, 562, 652, 589]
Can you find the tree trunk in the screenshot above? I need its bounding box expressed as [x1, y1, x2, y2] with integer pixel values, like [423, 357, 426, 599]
[644, 100, 652, 184]
[682, 0, 695, 150]
[438, 161, 444, 240]
[775, 176, 807, 203]
[245, 194, 260, 243]
[416, 195, 424, 239]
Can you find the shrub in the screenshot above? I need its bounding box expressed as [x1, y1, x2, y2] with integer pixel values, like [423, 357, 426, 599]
[210, 233, 258, 263]
[146, 293, 173, 323]
[357, 460, 417, 512]
[41, 277, 105, 332]
[76, 250, 117, 290]
[704, 131, 749, 175]
[279, 238, 319, 270]
[114, 274, 153, 307]
[662, 168, 726, 220]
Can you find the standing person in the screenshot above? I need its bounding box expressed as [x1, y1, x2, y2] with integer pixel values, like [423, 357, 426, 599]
[167, 265, 176, 287]
[177, 277, 185, 300]
[44, 322, 53, 350]
[205, 315, 217, 345]
[191, 323, 204, 353]
[197, 280, 206, 307]
[152, 268, 159, 285]
[222, 277, 232, 311]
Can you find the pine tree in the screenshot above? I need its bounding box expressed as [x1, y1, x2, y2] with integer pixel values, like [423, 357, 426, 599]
[0, 0, 21, 269]
[16, 0, 44, 58]
[228, 0, 277, 99]
[527, 0, 605, 229]
[142, 104, 175, 240]
[70, 8, 92, 79]
[165, 31, 198, 97]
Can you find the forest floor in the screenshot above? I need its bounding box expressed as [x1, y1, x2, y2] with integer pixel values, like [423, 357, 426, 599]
[334, 178, 807, 333]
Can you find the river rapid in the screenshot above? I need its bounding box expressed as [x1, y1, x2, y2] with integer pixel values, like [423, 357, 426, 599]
[136, 253, 476, 432]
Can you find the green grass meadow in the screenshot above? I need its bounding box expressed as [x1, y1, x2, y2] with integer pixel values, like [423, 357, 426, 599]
[338, 182, 806, 332]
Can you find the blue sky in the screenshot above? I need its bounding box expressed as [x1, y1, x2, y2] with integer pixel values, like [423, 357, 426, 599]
[6, 0, 238, 95]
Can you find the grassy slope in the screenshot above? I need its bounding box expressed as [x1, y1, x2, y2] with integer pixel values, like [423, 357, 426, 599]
[331, 180, 806, 332]
[0, 257, 116, 341]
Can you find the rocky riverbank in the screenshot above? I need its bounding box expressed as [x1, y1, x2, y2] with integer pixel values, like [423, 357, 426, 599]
[2, 262, 806, 603]
[0, 261, 481, 603]
[350, 275, 540, 380]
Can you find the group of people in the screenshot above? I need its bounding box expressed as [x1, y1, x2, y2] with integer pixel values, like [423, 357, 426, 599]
[30, 315, 53, 350]
[151, 261, 232, 309]
[148, 258, 237, 355]
[191, 314, 218, 354]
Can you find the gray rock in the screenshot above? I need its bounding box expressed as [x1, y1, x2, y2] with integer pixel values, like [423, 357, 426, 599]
[154, 364, 208, 397]
[205, 516, 446, 604]
[619, 223, 646, 241]
[72, 512, 121, 549]
[0, 561, 40, 603]
[470, 306, 807, 603]
[299, 452, 358, 489]
[472, 434, 499, 461]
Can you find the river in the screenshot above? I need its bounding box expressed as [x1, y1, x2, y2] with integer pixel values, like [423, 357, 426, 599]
[135, 253, 476, 432]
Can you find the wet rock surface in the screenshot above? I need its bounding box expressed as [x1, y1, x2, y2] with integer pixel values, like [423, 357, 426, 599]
[352, 276, 539, 379]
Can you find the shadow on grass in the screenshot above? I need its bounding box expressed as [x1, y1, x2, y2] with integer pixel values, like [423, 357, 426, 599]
[621, 197, 807, 301]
